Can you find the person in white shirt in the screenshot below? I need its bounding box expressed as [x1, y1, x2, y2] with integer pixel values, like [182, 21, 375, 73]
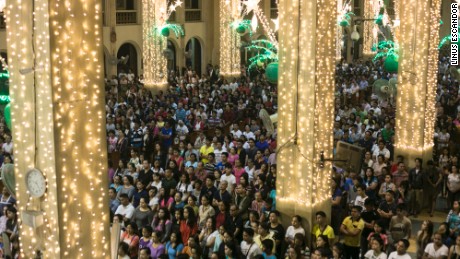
[230, 124, 243, 139]
[372, 141, 391, 162]
[241, 228, 263, 259]
[388, 239, 411, 259]
[114, 193, 135, 224]
[243, 125, 256, 140]
[285, 215, 306, 246]
[423, 232, 448, 259]
[220, 164, 236, 193]
[354, 185, 368, 210]
[364, 236, 387, 259]
[176, 120, 189, 141]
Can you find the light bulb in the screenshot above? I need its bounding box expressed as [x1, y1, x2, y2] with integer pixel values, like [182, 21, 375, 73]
[351, 25, 360, 41]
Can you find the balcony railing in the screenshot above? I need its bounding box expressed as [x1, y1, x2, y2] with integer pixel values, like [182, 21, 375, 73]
[185, 9, 201, 22]
[0, 14, 5, 30]
[116, 10, 137, 25]
[270, 9, 278, 19]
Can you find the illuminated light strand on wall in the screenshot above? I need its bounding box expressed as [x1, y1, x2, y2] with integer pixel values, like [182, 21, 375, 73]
[6, 0, 62, 257]
[395, 0, 439, 158]
[49, 0, 110, 257]
[336, 0, 344, 61]
[143, 1, 182, 89]
[363, 0, 381, 55]
[219, 0, 241, 77]
[252, 5, 278, 49]
[424, 0, 441, 150]
[277, 0, 335, 207]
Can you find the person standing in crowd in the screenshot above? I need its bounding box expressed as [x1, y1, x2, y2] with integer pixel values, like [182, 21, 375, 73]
[341, 206, 365, 259]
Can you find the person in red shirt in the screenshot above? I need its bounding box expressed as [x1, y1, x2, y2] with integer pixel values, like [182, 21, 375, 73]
[180, 206, 198, 245]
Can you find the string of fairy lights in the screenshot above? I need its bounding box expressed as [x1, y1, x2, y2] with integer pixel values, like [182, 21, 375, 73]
[277, 0, 335, 207]
[5, 0, 61, 257]
[219, 0, 241, 77]
[143, 0, 182, 89]
[395, 0, 440, 155]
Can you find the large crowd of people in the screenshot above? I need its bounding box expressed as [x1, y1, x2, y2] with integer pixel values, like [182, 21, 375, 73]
[105, 55, 460, 259]
[0, 52, 458, 258]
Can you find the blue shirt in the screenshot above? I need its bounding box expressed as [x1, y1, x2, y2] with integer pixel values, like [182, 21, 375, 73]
[263, 252, 277, 259]
[166, 241, 183, 259]
[161, 127, 173, 147]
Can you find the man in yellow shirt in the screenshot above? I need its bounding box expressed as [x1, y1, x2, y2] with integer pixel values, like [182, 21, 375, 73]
[340, 205, 365, 259]
[312, 211, 336, 248]
[254, 222, 276, 254]
[199, 139, 214, 164]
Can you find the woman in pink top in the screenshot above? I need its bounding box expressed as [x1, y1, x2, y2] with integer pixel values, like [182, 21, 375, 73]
[227, 147, 239, 166]
[233, 160, 245, 185]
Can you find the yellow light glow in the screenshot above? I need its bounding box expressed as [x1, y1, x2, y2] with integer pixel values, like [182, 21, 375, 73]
[277, 0, 335, 208]
[395, 0, 440, 160]
[219, 0, 241, 77]
[6, 0, 110, 257]
[363, 0, 381, 55]
[142, 0, 173, 89]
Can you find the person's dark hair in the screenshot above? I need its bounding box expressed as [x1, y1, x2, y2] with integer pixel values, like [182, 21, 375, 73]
[260, 222, 270, 231]
[386, 190, 396, 197]
[262, 239, 274, 253]
[109, 187, 117, 193]
[269, 210, 280, 218]
[333, 242, 344, 254]
[225, 240, 237, 257]
[184, 206, 197, 228]
[398, 238, 410, 249]
[371, 235, 384, 247]
[243, 227, 255, 237]
[294, 233, 306, 249]
[118, 242, 129, 255]
[140, 247, 151, 256]
[316, 211, 327, 218]
[249, 210, 259, 221]
[142, 225, 153, 236]
[318, 234, 330, 248]
[205, 175, 215, 182]
[396, 203, 407, 212]
[364, 198, 375, 207]
[124, 175, 134, 185]
[293, 215, 302, 224]
[351, 205, 362, 212]
[119, 193, 129, 200]
[171, 230, 183, 245]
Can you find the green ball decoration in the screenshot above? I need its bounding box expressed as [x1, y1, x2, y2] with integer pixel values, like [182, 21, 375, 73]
[265, 62, 278, 84]
[236, 25, 246, 34]
[375, 18, 383, 25]
[339, 20, 349, 27]
[384, 55, 399, 73]
[161, 27, 170, 37]
[4, 103, 11, 130]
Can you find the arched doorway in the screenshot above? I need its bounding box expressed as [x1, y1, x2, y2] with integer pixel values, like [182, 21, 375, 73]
[166, 40, 177, 74]
[117, 43, 138, 76]
[185, 38, 202, 75]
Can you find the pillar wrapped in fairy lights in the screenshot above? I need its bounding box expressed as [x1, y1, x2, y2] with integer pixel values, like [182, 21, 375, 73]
[277, 0, 336, 221]
[219, 0, 241, 77]
[362, 0, 380, 55]
[6, 0, 110, 257]
[395, 0, 441, 164]
[142, 0, 169, 90]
